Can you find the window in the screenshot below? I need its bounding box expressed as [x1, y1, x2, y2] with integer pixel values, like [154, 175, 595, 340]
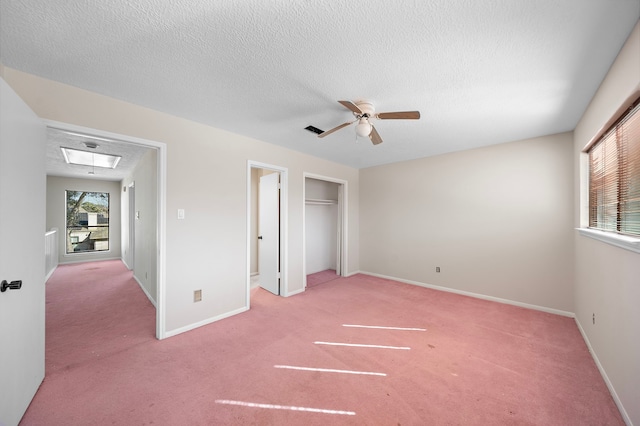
[587, 98, 640, 237]
[66, 191, 110, 253]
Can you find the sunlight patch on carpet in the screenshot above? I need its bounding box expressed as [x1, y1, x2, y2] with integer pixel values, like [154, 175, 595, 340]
[215, 400, 356, 416]
[314, 341, 410, 350]
[274, 365, 386, 376]
[342, 324, 426, 331]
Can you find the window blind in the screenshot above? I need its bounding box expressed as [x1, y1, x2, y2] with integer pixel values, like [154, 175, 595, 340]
[588, 99, 640, 236]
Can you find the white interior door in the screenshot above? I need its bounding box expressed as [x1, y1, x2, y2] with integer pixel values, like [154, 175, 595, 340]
[0, 78, 47, 425]
[258, 172, 279, 295]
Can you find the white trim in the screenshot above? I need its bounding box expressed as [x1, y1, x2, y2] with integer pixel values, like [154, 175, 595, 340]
[58, 256, 121, 265]
[287, 287, 305, 297]
[579, 152, 590, 227]
[577, 228, 640, 254]
[302, 172, 349, 288]
[246, 161, 289, 307]
[156, 134, 167, 339]
[44, 266, 57, 282]
[43, 120, 168, 340]
[133, 274, 157, 308]
[164, 306, 249, 338]
[574, 319, 631, 426]
[361, 271, 575, 318]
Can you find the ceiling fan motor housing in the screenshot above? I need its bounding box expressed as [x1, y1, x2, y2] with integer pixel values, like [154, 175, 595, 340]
[354, 101, 375, 118]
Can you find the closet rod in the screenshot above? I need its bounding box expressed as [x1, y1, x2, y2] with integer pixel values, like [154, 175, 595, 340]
[305, 198, 337, 205]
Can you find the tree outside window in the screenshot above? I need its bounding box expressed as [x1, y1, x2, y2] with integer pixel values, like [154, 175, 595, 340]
[66, 191, 110, 253]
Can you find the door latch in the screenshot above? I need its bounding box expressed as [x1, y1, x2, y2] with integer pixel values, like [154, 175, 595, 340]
[1, 280, 22, 292]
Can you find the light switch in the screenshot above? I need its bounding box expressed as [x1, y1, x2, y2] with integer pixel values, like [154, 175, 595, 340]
[178, 209, 185, 220]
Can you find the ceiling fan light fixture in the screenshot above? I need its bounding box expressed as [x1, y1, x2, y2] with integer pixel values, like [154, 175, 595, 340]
[355, 118, 372, 137]
[319, 100, 420, 145]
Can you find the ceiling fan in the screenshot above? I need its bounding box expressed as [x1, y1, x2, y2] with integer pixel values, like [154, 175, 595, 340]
[318, 100, 420, 145]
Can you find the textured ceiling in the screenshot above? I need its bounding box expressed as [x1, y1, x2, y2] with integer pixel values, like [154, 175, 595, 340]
[46, 128, 151, 180]
[1, 0, 639, 169]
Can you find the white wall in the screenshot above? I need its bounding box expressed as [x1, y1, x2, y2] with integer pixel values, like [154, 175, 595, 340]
[305, 204, 338, 274]
[6, 68, 360, 335]
[306, 177, 339, 200]
[573, 21, 640, 426]
[46, 176, 122, 263]
[360, 132, 575, 313]
[122, 148, 158, 302]
[305, 178, 339, 274]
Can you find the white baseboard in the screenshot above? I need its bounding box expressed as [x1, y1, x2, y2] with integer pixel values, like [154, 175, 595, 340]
[360, 271, 575, 318]
[58, 256, 121, 265]
[285, 287, 305, 297]
[575, 319, 632, 426]
[45, 265, 57, 282]
[164, 306, 249, 338]
[133, 275, 157, 308]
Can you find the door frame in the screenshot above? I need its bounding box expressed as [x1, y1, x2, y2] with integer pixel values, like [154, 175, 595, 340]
[246, 161, 288, 307]
[127, 181, 136, 271]
[43, 120, 168, 339]
[303, 173, 348, 286]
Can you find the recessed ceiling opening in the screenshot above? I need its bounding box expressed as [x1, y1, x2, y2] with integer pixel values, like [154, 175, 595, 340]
[60, 147, 122, 169]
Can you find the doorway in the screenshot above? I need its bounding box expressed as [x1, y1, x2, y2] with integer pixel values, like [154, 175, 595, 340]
[43, 119, 167, 339]
[303, 173, 348, 288]
[246, 161, 288, 307]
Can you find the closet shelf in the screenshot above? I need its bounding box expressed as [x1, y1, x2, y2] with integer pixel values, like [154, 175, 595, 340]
[305, 198, 337, 205]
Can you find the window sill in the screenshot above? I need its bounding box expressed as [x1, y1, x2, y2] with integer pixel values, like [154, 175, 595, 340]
[577, 228, 640, 254]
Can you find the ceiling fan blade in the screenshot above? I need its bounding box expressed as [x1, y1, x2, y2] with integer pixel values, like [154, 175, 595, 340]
[369, 125, 383, 145]
[377, 111, 421, 120]
[318, 120, 354, 138]
[338, 100, 363, 115]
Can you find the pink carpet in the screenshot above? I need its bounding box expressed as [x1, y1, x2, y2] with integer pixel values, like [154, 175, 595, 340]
[21, 261, 623, 425]
[306, 269, 340, 287]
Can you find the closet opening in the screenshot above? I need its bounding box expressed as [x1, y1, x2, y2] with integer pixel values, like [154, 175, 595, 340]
[303, 174, 347, 288]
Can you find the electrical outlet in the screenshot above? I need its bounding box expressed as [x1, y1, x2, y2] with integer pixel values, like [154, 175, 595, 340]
[194, 289, 202, 302]
[592, 313, 595, 325]
[436, 267, 441, 273]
